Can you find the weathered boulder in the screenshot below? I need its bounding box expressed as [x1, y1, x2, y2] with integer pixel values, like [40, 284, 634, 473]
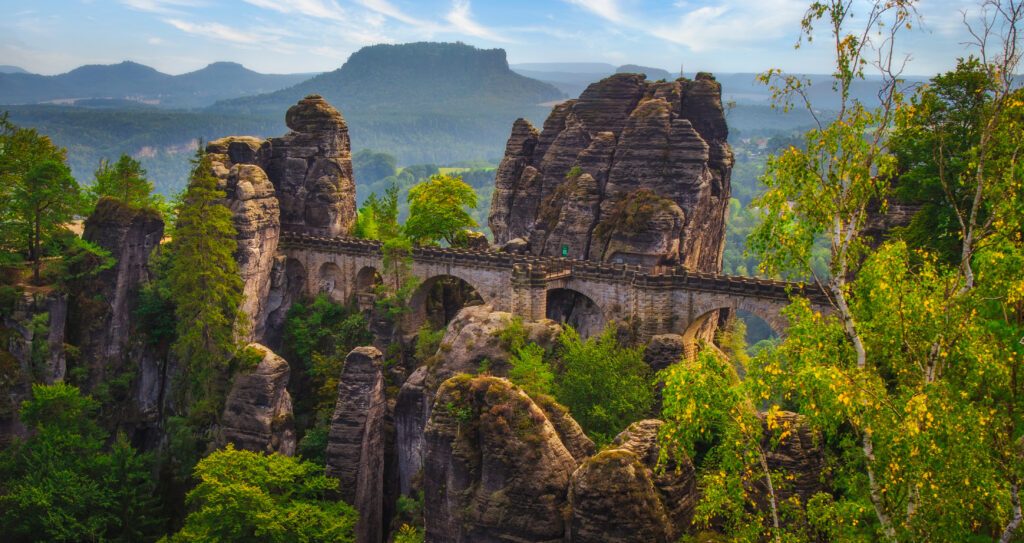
[423, 375, 579, 542]
[568, 420, 697, 542]
[206, 143, 282, 343]
[489, 72, 732, 272]
[219, 343, 296, 455]
[69, 199, 163, 387]
[259, 95, 356, 236]
[499, 237, 529, 254]
[535, 394, 595, 462]
[325, 346, 386, 543]
[394, 305, 563, 495]
[460, 230, 490, 251]
[568, 449, 673, 543]
[644, 333, 686, 372]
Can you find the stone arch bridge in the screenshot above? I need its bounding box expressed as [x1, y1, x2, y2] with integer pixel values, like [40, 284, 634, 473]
[278, 233, 831, 341]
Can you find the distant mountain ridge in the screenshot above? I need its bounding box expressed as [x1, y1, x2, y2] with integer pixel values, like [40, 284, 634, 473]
[0, 61, 313, 108]
[213, 42, 564, 163]
[0, 65, 28, 74]
[510, 62, 674, 95]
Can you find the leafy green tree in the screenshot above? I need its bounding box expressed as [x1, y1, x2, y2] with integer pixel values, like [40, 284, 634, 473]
[404, 173, 478, 246]
[660, 321, 799, 542]
[88, 154, 163, 213]
[376, 235, 420, 326]
[167, 149, 243, 417]
[0, 114, 67, 263]
[354, 183, 401, 241]
[507, 343, 554, 399]
[162, 445, 356, 543]
[0, 384, 161, 543]
[552, 326, 653, 446]
[11, 159, 83, 283]
[734, 1, 1024, 540]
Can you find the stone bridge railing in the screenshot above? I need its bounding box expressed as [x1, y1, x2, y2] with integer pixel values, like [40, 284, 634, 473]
[278, 232, 831, 307]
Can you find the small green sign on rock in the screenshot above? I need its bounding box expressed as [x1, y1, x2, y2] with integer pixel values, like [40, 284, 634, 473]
[561, 245, 569, 257]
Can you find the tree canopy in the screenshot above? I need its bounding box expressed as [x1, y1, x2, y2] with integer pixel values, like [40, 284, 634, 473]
[403, 173, 478, 246]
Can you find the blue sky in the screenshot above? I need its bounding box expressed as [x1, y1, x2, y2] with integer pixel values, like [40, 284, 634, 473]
[0, 0, 988, 76]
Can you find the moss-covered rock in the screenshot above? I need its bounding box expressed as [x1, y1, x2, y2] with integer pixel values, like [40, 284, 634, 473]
[423, 375, 579, 542]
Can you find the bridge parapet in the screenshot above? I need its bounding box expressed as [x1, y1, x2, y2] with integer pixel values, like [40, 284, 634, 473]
[278, 232, 830, 307]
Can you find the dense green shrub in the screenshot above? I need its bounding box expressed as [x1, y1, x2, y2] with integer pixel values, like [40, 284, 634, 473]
[162, 445, 356, 543]
[552, 326, 654, 446]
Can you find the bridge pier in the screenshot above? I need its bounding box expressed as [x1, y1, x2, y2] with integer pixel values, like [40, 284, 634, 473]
[511, 263, 549, 322]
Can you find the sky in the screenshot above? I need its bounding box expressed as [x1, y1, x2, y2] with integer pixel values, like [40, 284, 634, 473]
[0, 0, 993, 77]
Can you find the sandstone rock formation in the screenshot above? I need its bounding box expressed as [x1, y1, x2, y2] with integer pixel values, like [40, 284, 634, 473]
[219, 343, 296, 455]
[423, 375, 579, 542]
[489, 73, 732, 272]
[568, 420, 697, 542]
[207, 139, 281, 341]
[261, 95, 356, 237]
[70, 198, 163, 386]
[759, 410, 826, 504]
[203, 95, 356, 343]
[394, 305, 563, 494]
[325, 346, 387, 543]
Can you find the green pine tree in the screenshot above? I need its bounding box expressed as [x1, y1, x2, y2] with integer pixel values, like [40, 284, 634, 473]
[167, 148, 243, 418]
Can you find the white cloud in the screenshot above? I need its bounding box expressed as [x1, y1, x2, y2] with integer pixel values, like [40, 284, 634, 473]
[147, 37, 164, 45]
[355, 0, 436, 29]
[242, 0, 347, 22]
[120, 0, 203, 15]
[445, 0, 511, 43]
[651, 0, 805, 51]
[564, 0, 625, 24]
[164, 18, 261, 44]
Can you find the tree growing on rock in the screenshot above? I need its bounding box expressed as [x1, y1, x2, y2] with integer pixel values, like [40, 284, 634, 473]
[88, 154, 164, 214]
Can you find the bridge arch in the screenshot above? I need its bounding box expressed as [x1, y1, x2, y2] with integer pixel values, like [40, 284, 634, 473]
[317, 262, 345, 302]
[284, 258, 308, 299]
[354, 266, 382, 296]
[407, 273, 486, 331]
[546, 288, 605, 338]
[679, 296, 791, 351]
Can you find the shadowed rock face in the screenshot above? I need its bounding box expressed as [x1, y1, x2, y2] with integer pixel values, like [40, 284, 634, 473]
[423, 375, 579, 543]
[261, 95, 356, 237]
[326, 346, 386, 543]
[76, 196, 163, 379]
[219, 343, 296, 455]
[489, 73, 732, 272]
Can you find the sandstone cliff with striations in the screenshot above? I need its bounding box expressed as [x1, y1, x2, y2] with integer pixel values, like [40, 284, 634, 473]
[489, 72, 732, 272]
[207, 138, 281, 342]
[325, 346, 387, 543]
[204, 95, 357, 343]
[219, 343, 296, 455]
[260, 95, 356, 236]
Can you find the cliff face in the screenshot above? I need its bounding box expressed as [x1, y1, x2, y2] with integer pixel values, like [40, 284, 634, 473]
[205, 95, 357, 343]
[489, 73, 733, 272]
